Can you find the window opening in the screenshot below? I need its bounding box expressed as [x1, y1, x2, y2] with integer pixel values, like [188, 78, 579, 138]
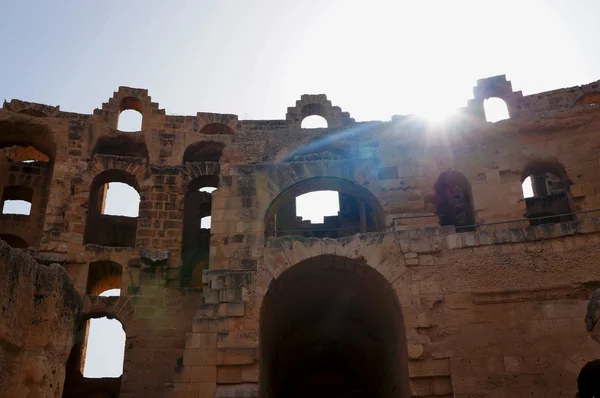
[301, 115, 328, 129]
[99, 288, 121, 297]
[201, 216, 211, 229]
[1, 186, 34, 215]
[265, 178, 383, 239]
[483, 97, 509, 122]
[117, 109, 142, 132]
[523, 166, 573, 226]
[82, 317, 126, 378]
[296, 191, 339, 223]
[101, 182, 140, 217]
[199, 187, 217, 193]
[2, 200, 31, 215]
[522, 176, 534, 198]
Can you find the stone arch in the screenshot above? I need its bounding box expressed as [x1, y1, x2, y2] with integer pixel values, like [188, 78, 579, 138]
[285, 94, 354, 128]
[434, 171, 476, 232]
[196, 112, 238, 134]
[183, 141, 225, 163]
[467, 75, 524, 121]
[84, 169, 141, 247]
[264, 176, 385, 238]
[96, 86, 165, 132]
[0, 120, 56, 161]
[90, 153, 150, 185]
[521, 159, 574, 225]
[259, 253, 409, 398]
[91, 134, 149, 159]
[199, 122, 234, 135]
[86, 261, 123, 296]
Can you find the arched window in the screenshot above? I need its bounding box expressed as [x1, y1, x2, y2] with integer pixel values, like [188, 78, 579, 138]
[578, 359, 600, 398]
[1, 186, 33, 215]
[300, 103, 328, 129]
[265, 177, 384, 238]
[84, 170, 140, 247]
[82, 316, 126, 378]
[86, 261, 123, 296]
[117, 97, 143, 132]
[181, 176, 219, 287]
[483, 97, 509, 122]
[301, 115, 328, 129]
[434, 171, 475, 232]
[522, 162, 573, 226]
[183, 141, 225, 163]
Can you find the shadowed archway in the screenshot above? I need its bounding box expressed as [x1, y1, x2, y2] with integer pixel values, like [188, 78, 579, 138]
[259, 254, 409, 398]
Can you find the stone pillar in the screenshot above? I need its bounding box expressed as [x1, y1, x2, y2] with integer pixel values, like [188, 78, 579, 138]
[0, 240, 83, 397]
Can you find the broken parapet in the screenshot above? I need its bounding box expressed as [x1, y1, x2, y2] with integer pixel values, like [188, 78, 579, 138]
[0, 240, 83, 397]
[586, 288, 600, 344]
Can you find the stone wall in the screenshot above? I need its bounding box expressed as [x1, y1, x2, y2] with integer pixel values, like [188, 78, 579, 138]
[0, 240, 82, 397]
[2, 76, 600, 397]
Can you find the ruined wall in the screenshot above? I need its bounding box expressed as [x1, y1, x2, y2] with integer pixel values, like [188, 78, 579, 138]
[1, 76, 600, 397]
[0, 240, 82, 397]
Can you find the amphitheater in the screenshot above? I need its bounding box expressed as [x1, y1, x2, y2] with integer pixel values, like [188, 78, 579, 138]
[1, 74, 600, 397]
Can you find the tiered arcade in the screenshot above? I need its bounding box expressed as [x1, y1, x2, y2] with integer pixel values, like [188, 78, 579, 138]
[1, 75, 600, 397]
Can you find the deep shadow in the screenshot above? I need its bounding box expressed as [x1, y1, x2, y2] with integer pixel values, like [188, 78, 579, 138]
[260, 255, 409, 398]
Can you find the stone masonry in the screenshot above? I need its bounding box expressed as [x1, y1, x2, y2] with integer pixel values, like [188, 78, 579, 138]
[2, 74, 600, 397]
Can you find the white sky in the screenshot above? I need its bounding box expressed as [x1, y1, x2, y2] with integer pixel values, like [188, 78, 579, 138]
[2, 0, 600, 380]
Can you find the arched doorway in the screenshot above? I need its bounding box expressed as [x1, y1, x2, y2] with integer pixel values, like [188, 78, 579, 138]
[259, 255, 409, 398]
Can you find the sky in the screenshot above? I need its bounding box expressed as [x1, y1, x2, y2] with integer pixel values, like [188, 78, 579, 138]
[1, 0, 599, 379]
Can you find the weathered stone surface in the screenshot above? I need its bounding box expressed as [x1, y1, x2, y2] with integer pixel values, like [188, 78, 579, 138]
[0, 240, 82, 397]
[4, 77, 600, 397]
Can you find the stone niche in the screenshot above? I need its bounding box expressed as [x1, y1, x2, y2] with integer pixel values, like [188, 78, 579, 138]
[0, 239, 82, 397]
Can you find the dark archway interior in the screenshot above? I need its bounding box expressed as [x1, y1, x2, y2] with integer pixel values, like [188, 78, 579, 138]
[260, 255, 408, 398]
[86, 261, 123, 295]
[434, 171, 475, 232]
[578, 359, 600, 398]
[0, 234, 29, 248]
[92, 135, 149, 159]
[183, 141, 225, 163]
